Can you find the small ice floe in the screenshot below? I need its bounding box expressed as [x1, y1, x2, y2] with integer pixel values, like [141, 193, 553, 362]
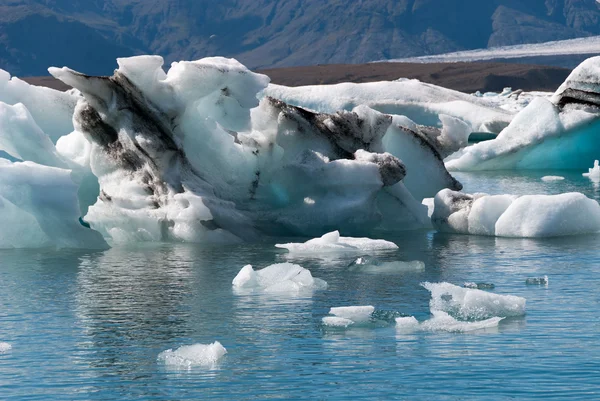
[232, 263, 327, 294]
[0, 342, 11, 352]
[157, 342, 227, 369]
[347, 256, 425, 273]
[322, 306, 375, 328]
[419, 311, 503, 333]
[463, 282, 495, 290]
[322, 306, 407, 329]
[541, 176, 565, 182]
[583, 160, 600, 181]
[396, 312, 503, 334]
[275, 231, 398, 253]
[422, 282, 526, 320]
[526, 276, 549, 286]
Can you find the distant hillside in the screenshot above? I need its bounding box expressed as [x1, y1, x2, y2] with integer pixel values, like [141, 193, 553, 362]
[2, 0, 598, 76]
[23, 62, 571, 94]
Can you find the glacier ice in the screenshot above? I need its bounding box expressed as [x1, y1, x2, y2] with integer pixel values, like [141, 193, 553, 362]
[157, 341, 227, 369]
[447, 56, 600, 171]
[0, 69, 77, 143]
[347, 256, 425, 273]
[422, 282, 526, 320]
[275, 230, 398, 253]
[232, 263, 328, 294]
[0, 103, 67, 168]
[263, 80, 513, 134]
[40, 55, 463, 244]
[432, 189, 600, 238]
[0, 159, 108, 249]
[0, 342, 11, 352]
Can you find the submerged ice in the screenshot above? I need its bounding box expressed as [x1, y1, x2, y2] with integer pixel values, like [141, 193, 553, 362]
[347, 255, 425, 273]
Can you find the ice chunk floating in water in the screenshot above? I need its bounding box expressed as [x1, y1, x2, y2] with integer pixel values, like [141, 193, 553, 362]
[329, 306, 375, 323]
[422, 282, 526, 320]
[432, 189, 600, 237]
[583, 160, 600, 181]
[419, 311, 503, 333]
[232, 263, 327, 294]
[157, 342, 227, 369]
[275, 231, 398, 253]
[0, 342, 11, 352]
[322, 306, 401, 328]
[322, 306, 375, 328]
[541, 176, 565, 182]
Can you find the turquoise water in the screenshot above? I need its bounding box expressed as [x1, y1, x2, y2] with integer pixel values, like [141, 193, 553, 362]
[2, 171, 600, 400]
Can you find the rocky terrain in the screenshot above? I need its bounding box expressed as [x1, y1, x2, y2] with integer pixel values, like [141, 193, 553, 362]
[2, 0, 599, 76]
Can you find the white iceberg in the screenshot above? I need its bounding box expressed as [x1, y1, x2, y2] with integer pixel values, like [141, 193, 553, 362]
[432, 189, 600, 238]
[232, 263, 328, 294]
[275, 230, 398, 253]
[583, 160, 600, 181]
[18, 55, 461, 245]
[422, 282, 526, 320]
[157, 341, 227, 369]
[447, 56, 600, 171]
[0, 69, 77, 143]
[0, 342, 11, 352]
[0, 159, 108, 249]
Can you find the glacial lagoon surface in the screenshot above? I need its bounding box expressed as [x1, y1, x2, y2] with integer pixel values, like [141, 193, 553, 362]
[2, 171, 600, 400]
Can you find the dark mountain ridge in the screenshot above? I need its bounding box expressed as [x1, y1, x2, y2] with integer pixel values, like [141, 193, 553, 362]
[1, 0, 599, 76]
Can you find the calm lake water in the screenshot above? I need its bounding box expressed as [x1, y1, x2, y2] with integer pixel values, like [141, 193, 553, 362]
[1, 171, 600, 400]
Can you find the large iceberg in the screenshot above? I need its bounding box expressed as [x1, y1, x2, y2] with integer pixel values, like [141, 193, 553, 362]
[432, 189, 600, 238]
[22, 55, 461, 244]
[447, 56, 600, 171]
